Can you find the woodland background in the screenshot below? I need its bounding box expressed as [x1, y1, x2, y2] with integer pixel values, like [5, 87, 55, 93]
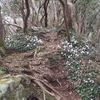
[0, 0, 100, 100]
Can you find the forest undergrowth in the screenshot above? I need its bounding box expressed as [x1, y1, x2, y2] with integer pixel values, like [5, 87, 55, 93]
[0, 28, 100, 100]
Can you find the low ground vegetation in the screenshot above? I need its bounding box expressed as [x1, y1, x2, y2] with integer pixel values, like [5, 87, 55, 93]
[2, 29, 100, 100]
[60, 35, 100, 100]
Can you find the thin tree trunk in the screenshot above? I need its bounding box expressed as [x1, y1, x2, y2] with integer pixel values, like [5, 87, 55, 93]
[44, 0, 49, 27]
[0, 6, 4, 40]
[53, 1, 58, 26]
[67, 0, 81, 43]
[59, 0, 70, 42]
[0, 6, 6, 55]
[23, 0, 30, 33]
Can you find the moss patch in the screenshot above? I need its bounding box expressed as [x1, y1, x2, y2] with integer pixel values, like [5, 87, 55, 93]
[0, 75, 30, 100]
[46, 93, 56, 100]
[0, 40, 5, 49]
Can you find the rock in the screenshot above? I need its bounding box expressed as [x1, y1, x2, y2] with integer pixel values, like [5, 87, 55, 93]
[0, 47, 5, 56]
[0, 70, 5, 75]
[0, 74, 30, 100]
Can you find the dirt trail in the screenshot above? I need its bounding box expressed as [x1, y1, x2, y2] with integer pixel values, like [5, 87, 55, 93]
[4, 31, 81, 100]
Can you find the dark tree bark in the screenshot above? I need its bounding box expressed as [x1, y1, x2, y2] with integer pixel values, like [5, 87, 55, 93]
[65, 0, 71, 42]
[0, 6, 6, 55]
[0, 6, 4, 40]
[44, 0, 49, 27]
[23, 0, 30, 33]
[59, 0, 70, 42]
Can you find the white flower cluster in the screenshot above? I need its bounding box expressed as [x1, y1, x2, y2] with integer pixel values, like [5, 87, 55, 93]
[83, 78, 94, 84]
[5, 34, 43, 51]
[6, 34, 43, 46]
[25, 35, 43, 44]
[60, 36, 99, 100]
[60, 36, 90, 61]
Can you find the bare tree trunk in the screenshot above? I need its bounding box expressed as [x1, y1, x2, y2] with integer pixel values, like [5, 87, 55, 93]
[67, 0, 82, 44]
[23, 0, 30, 33]
[0, 6, 4, 40]
[59, 0, 70, 42]
[44, 0, 49, 27]
[0, 6, 6, 56]
[53, 1, 58, 26]
[31, 0, 42, 21]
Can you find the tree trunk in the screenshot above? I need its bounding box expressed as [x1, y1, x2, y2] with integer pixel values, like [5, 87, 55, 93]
[23, 0, 30, 33]
[0, 6, 5, 55]
[67, 0, 81, 44]
[44, 0, 49, 27]
[0, 6, 4, 40]
[59, 0, 70, 42]
[53, 1, 58, 26]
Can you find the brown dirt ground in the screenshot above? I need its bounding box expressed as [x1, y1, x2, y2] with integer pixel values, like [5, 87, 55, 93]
[4, 31, 81, 100]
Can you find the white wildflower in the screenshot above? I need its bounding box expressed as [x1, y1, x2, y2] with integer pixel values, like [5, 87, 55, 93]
[71, 49, 73, 52]
[75, 54, 79, 57]
[69, 44, 73, 48]
[61, 41, 65, 45]
[88, 60, 92, 63]
[26, 44, 30, 47]
[34, 36, 38, 41]
[68, 49, 70, 52]
[68, 63, 71, 65]
[90, 99, 93, 100]
[68, 56, 70, 58]
[81, 51, 85, 54]
[98, 86, 100, 88]
[63, 45, 67, 49]
[65, 41, 68, 43]
[91, 88, 93, 91]
[33, 43, 36, 46]
[74, 40, 78, 44]
[88, 78, 90, 81]
[61, 52, 63, 55]
[66, 61, 69, 64]
[57, 45, 61, 49]
[70, 54, 73, 57]
[67, 42, 70, 45]
[91, 80, 94, 83]
[86, 52, 89, 54]
[63, 53, 66, 56]
[86, 45, 89, 49]
[74, 50, 78, 53]
[83, 79, 88, 83]
[82, 47, 86, 50]
[38, 39, 43, 43]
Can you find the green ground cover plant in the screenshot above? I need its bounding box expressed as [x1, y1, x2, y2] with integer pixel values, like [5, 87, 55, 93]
[60, 36, 100, 100]
[5, 34, 43, 52]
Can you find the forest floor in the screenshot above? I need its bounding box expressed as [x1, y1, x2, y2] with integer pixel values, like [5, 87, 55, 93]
[3, 30, 99, 100]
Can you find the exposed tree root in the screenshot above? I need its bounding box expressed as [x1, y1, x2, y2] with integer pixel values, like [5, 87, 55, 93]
[24, 74, 65, 100]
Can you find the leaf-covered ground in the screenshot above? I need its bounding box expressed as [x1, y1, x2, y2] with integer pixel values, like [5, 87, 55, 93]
[2, 30, 100, 100]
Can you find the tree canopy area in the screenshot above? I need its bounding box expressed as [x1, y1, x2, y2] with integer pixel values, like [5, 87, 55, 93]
[0, 0, 100, 100]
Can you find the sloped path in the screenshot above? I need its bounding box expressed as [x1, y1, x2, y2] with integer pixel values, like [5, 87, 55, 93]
[4, 31, 81, 100]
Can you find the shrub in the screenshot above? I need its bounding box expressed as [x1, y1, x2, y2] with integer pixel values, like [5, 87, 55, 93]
[5, 33, 43, 52]
[59, 36, 100, 100]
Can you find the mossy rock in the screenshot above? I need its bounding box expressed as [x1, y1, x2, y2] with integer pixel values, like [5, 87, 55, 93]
[0, 70, 5, 76]
[0, 47, 5, 56]
[0, 40, 5, 49]
[0, 66, 8, 73]
[0, 75, 30, 100]
[46, 93, 56, 100]
[0, 40, 5, 56]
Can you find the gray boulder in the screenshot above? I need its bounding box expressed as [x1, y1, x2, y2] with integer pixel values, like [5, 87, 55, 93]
[0, 71, 30, 100]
